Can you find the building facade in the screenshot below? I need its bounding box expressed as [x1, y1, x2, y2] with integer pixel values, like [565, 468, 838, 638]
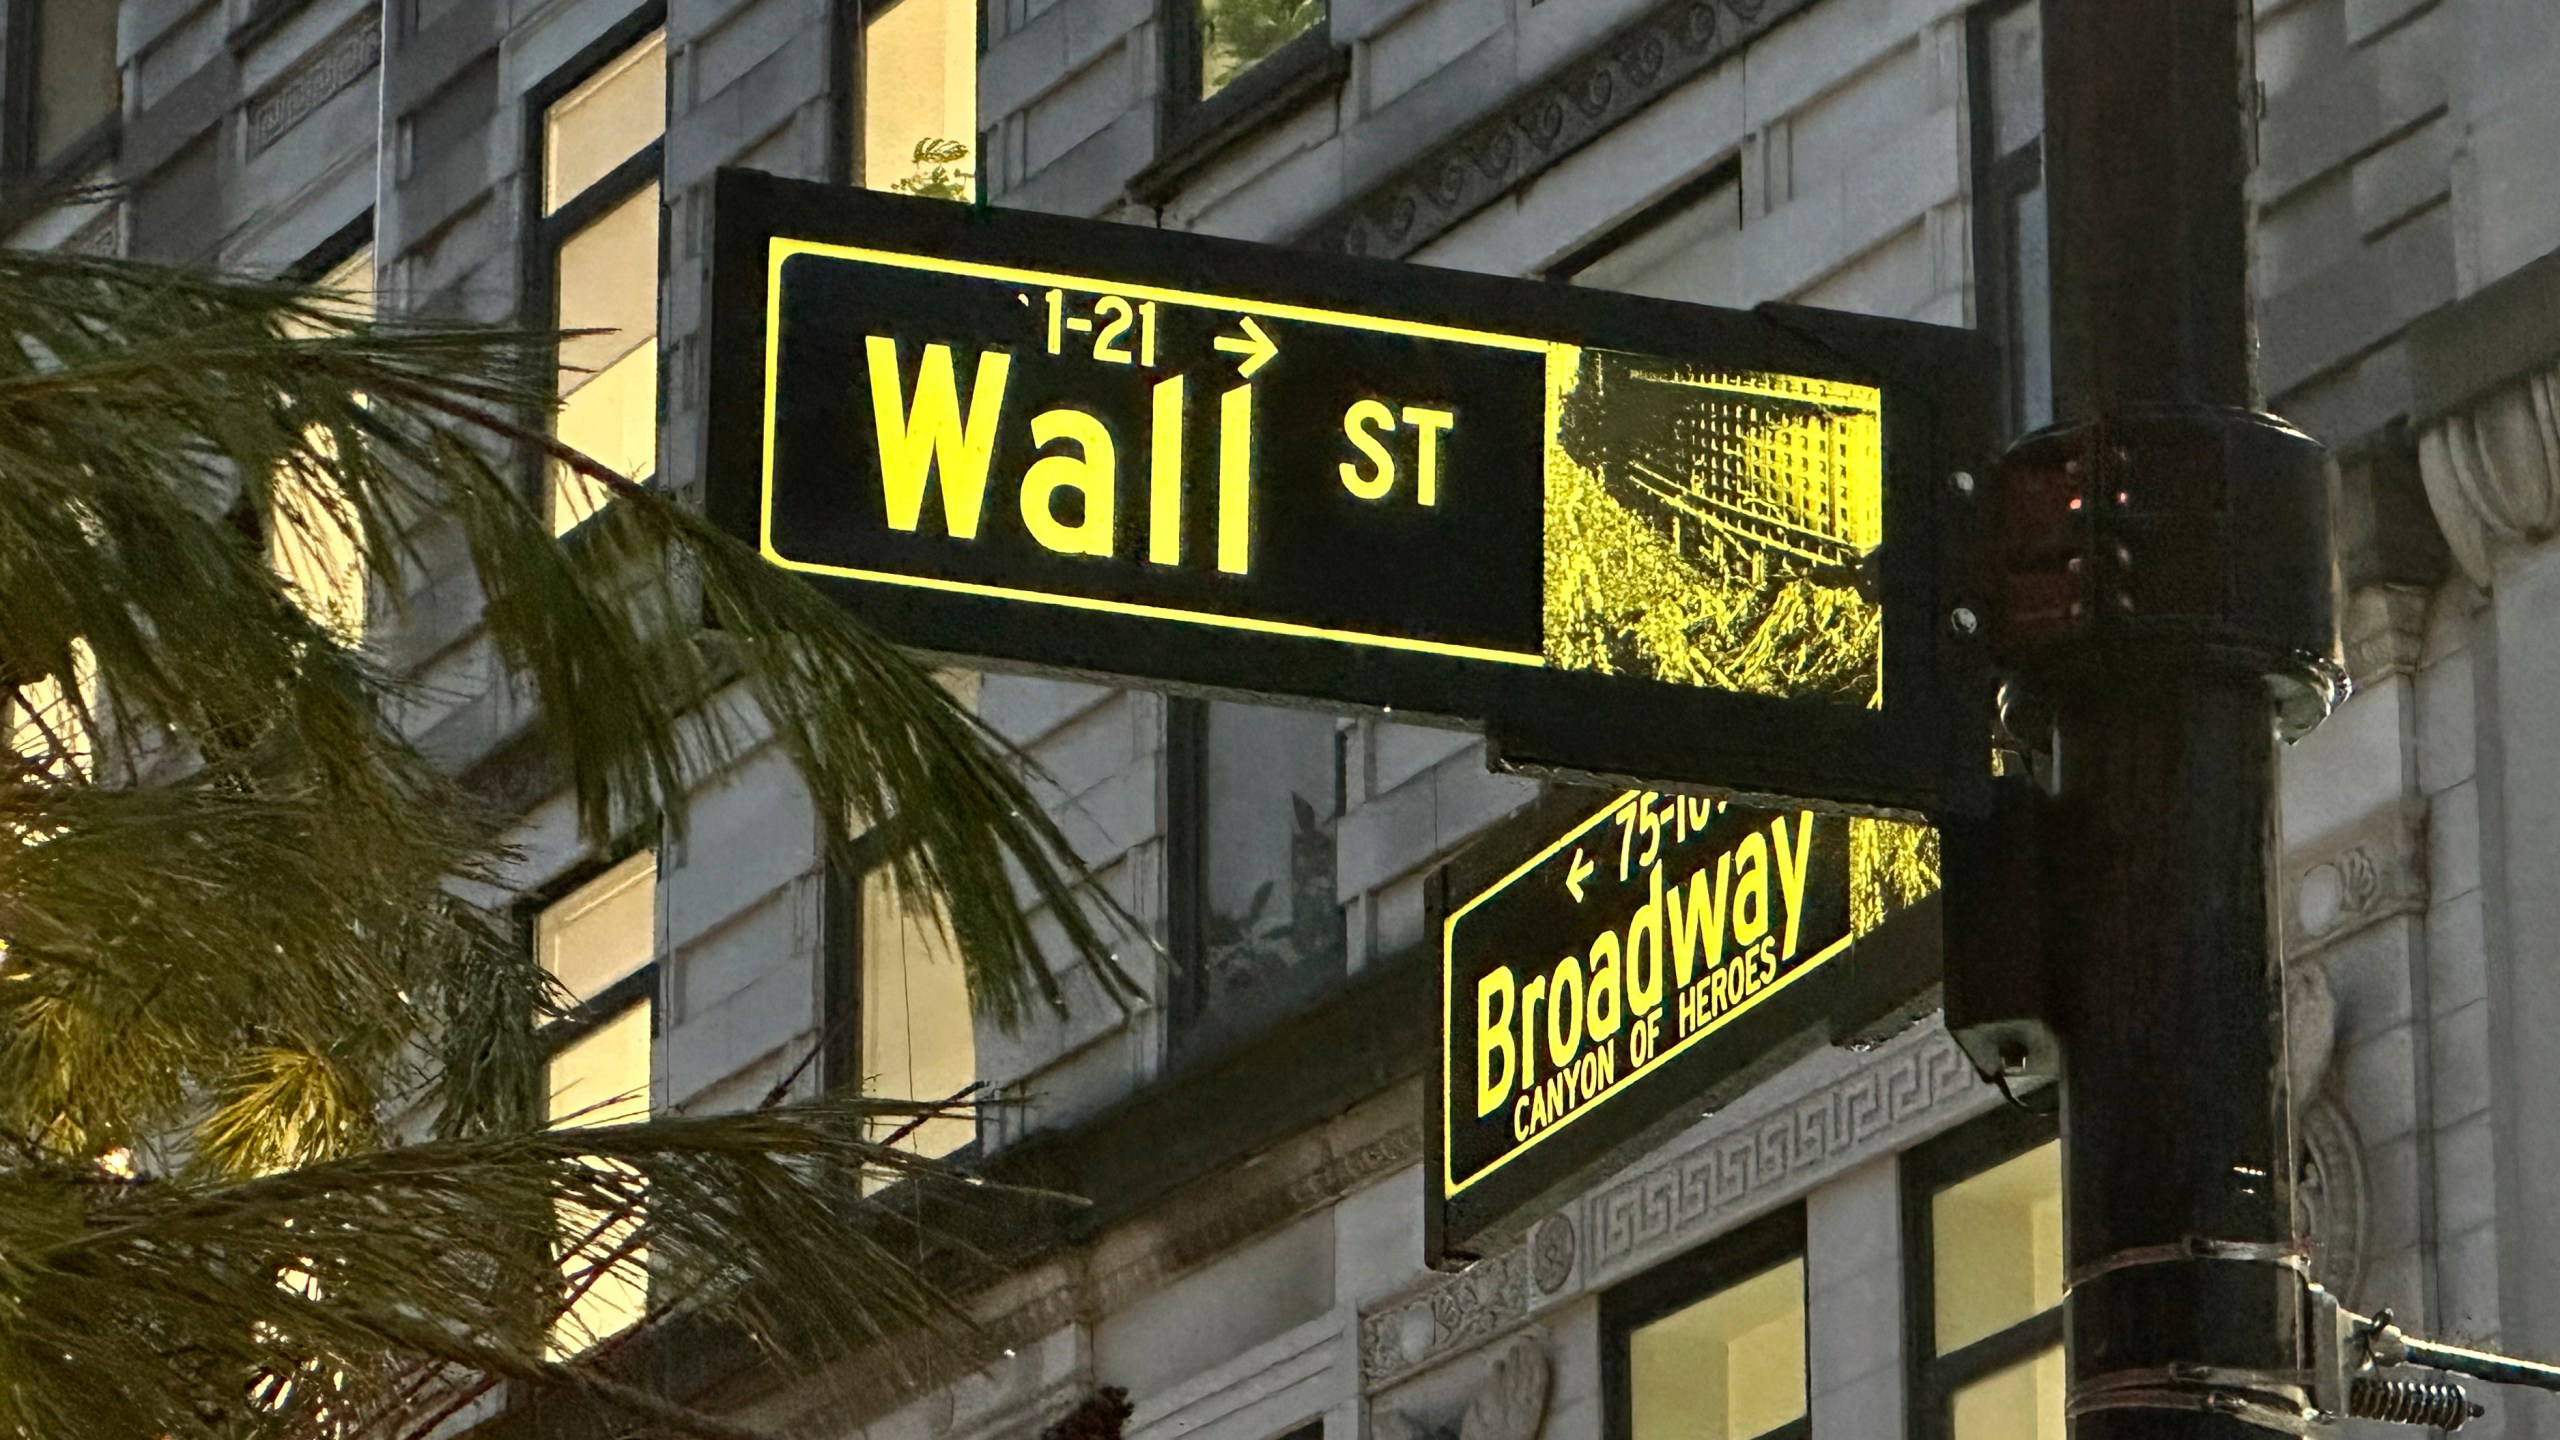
[17, 0, 2560, 1436]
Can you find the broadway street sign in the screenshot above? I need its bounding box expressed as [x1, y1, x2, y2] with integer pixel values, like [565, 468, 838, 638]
[1428, 787, 1942, 1258]
[706, 171, 1995, 814]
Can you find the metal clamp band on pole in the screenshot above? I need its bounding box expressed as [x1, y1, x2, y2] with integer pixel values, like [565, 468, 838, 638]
[2067, 1236, 2314, 1291]
[2071, 1368, 2323, 1436]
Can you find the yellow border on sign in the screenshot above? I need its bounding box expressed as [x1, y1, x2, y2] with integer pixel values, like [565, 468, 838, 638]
[1440, 791, 1857, 1199]
[756, 236, 1558, 668]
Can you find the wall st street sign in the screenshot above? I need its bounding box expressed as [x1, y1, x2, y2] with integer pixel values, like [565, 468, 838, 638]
[706, 170, 1996, 814]
[1427, 788, 1942, 1258]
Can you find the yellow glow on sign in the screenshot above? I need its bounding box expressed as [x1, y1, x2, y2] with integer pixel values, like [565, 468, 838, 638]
[758, 236, 1566, 667]
[1440, 792, 1934, 1199]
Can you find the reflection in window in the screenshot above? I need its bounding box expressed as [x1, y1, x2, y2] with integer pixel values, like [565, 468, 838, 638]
[858, 864, 978, 1158]
[1630, 1259, 1808, 1440]
[541, 31, 664, 534]
[32, 0, 118, 169]
[1171, 699, 1344, 1059]
[858, 0, 977, 198]
[1198, 0, 1324, 97]
[271, 246, 374, 644]
[537, 855, 658, 1355]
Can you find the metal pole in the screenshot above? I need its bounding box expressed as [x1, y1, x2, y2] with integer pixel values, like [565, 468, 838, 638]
[2027, 1, 2337, 1436]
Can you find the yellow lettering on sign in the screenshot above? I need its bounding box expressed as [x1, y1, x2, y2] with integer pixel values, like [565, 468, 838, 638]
[865, 337, 1012, 538]
[1218, 383, 1253, 575]
[1401, 406, 1454, 506]
[1339, 398, 1397, 499]
[1020, 408, 1117, 557]
[1476, 966, 1517, 1117]
[1149, 375, 1186, 565]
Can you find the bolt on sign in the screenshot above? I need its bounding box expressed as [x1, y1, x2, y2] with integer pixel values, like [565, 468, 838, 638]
[1426, 788, 1943, 1261]
[705, 170, 1994, 812]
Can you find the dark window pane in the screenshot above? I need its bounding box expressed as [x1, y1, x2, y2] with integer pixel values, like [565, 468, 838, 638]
[2009, 180, 2051, 432]
[35, 0, 119, 166]
[1986, 0, 2042, 159]
[1179, 700, 1344, 1052]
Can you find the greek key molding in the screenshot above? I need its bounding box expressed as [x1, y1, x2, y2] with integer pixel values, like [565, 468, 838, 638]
[1358, 1022, 1992, 1389]
[247, 15, 381, 158]
[1297, 0, 1814, 261]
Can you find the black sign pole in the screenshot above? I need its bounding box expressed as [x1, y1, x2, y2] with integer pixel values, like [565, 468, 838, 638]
[1974, 2, 2340, 1436]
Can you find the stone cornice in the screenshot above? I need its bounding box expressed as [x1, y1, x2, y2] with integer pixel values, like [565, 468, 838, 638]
[1294, 0, 1816, 261]
[1357, 1020, 1994, 1392]
[2417, 362, 2560, 589]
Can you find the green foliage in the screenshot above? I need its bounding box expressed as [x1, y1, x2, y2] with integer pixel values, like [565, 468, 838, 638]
[889, 138, 974, 202]
[0, 249, 1137, 1438]
[1199, 0, 1322, 93]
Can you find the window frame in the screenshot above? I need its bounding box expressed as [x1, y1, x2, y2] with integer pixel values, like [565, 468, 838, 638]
[518, 2, 669, 523]
[1160, 695, 1351, 1068]
[830, 0, 983, 192]
[1899, 1102, 2064, 1440]
[1544, 155, 1745, 285]
[818, 824, 988, 1160]
[1966, 0, 2048, 442]
[2, 0, 121, 201]
[526, 848, 664, 1078]
[1601, 1203, 1812, 1440]
[1134, 0, 1345, 205]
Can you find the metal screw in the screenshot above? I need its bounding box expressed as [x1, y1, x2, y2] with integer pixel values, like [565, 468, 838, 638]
[1949, 470, 1977, 499]
[1949, 607, 1980, 636]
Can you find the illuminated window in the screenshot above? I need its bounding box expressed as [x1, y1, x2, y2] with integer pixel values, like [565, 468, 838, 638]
[536, 851, 659, 1352]
[843, 0, 978, 197]
[270, 243, 374, 643]
[3, 640, 96, 783]
[535, 25, 665, 535]
[1606, 1208, 1809, 1440]
[1969, 0, 2050, 436]
[1905, 1108, 2064, 1440]
[1165, 698, 1345, 1064]
[1554, 160, 1746, 306]
[17, 0, 119, 176]
[832, 862, 980, 1158]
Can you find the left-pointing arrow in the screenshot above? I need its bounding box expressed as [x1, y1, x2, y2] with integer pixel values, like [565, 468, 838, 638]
[1213, 316, 1278, 379]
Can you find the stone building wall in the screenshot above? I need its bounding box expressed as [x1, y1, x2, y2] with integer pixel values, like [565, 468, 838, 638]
[23, 1, 2560, 1438]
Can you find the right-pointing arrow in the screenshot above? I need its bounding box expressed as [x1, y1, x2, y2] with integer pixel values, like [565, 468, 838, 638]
[1213, 316, 1278, 378]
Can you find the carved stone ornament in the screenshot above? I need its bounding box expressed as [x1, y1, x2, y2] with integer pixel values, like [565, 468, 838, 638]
[1301, 0, 1818, 261]
[2296, 1095, 2368, 1305]
[2417, 363, 2560, 587]
[2283, 801, 2429, 961]
[1373, 1337, 1552, 1440]
[1359, 1024, 1997, 1390]
[1529, 1214, 1576, 1296]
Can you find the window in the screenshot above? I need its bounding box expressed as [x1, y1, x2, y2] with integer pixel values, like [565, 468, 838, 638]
[1968, 0, 2049, 437]
[1903, 1106, 2064, 1440]
[536, 849, 659, 1352]
[1156, 0, 1333, 164]
[8, 0, 119, 184]
[838, 0, 978, 197]
[1164, 697, 1346, 1064]
[1604, 1206, 1809, 1440]
[1552, 160, 1746, 306]
[822, 841, 981, 1160]
[3, 639, 95, 782]
[530, 19, 665, 535]
[270, 241, 374, 644]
